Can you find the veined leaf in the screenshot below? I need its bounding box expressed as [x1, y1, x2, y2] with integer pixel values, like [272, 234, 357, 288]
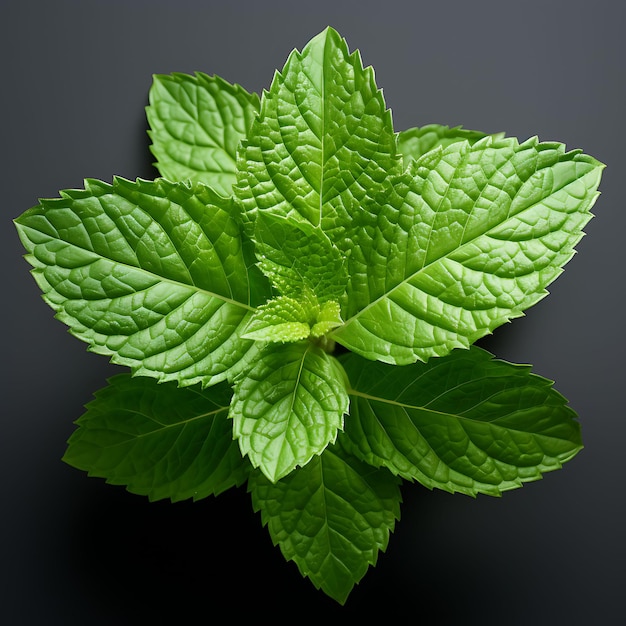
[147, 72, 260, 195]
[333, 135, 604, 364]
[241, 294, 314, 343]
[15, 177, 270, 387]
[241, 291, 343, 343]
[254, 212, 348, 301]
[63, 374, 249, 501]
[236, 26, 401, 242]
[339, 347, 583, 496]
[230, 341, 349, 482]
[398, 124, 501, 169]
[310, 300, 343, 337]
[249, 442, 401, 604]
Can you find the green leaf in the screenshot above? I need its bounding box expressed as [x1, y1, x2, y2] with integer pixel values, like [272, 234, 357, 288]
[63, 374, 249, 501]
[15, 177, 270, 387]
[310, 300, 343, 337]
[241, 294, 314, 343]
[249, 441, 401, 604]
[230, 341, 349, 482]
[147, 73, 260, 195]
[339, 346, 583, 496]
[254, 212, 348, 301]
[236, 26, 401, 242]
[398, 124, 501, 169]
[242, 291, 343, 343]
[333, 136, 604, 364]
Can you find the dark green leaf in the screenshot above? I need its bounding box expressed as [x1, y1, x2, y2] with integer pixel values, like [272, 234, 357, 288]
[340, 346, 583, 496]
[64, 374, 249, 501]
[249, 441, 401, 604]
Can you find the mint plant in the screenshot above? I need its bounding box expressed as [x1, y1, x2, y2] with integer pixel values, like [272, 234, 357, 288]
[14, 27, 604, 604]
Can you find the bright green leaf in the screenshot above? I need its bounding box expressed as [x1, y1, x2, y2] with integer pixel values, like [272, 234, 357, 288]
[398, 124, 502, 169]
[242, 290, 343, 343]
[242, 291, 343, 343]
[339, 346, 583, 496]
[236, 26, 401, 243]
[241, 295, 314, 342]
[254, 212, 348, 301]
[230, 341, 349, 482]
[63, 374, 249, 501]
[249, 441, 401, 604]
[15, 177, 270, 387]
[12, 25, 606, 606]
[333, 136, 604, 364]
[310, 300, 343, 337]
[147, 73, 260, 195]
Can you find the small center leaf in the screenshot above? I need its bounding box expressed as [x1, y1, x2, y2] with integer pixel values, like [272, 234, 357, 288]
[242, 291, 343, 343]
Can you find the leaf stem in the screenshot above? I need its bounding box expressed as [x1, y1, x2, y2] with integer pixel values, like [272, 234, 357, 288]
[310, 335, 336, 354]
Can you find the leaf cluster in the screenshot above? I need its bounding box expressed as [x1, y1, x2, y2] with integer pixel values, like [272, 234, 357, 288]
[14, 27, 603, 604]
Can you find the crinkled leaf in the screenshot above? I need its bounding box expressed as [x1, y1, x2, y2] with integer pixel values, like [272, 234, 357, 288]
[398, 124, 502, 169]
[241, 295, 314, 342]
[13, 25, 606, 606]
[242, 291, 343, 343]
[230, 341, 349, 482]
[236, 26, 401, 243]
[15, 177, 270, 387]
[254, 212, 348, 301]
[339, 346, 583, 496]
[249, 441, 401, 604]
[310, 300, 343, 337]
[63, 374, 249, 501]
[333, 136, 604, 364]
[147, 73, 260, 195]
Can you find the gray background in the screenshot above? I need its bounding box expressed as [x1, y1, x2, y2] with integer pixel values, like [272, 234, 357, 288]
[2, 1, 624, 623]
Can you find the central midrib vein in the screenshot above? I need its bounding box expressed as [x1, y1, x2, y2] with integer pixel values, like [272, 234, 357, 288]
[318, 39, 326, 228]
[334, 160, 592, 331]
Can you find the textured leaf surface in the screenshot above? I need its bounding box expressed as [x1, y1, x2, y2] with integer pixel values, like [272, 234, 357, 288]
[249, 442, 401, 604]
[230, 342, 349, 482]
[310, 300, 343, 337]
[236, 26, 401, 242]
[242, 291, 343, 343]
[254, 212, 348, 301]
[398, 124, 499, 169]
[333, 136, 604, 364]
[147, 73, 260, 195]
[339, 347, 582, 496]
[241, 295, 314, 342]
[63, 374, 249, 501]
[15, 177, 270, 386]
